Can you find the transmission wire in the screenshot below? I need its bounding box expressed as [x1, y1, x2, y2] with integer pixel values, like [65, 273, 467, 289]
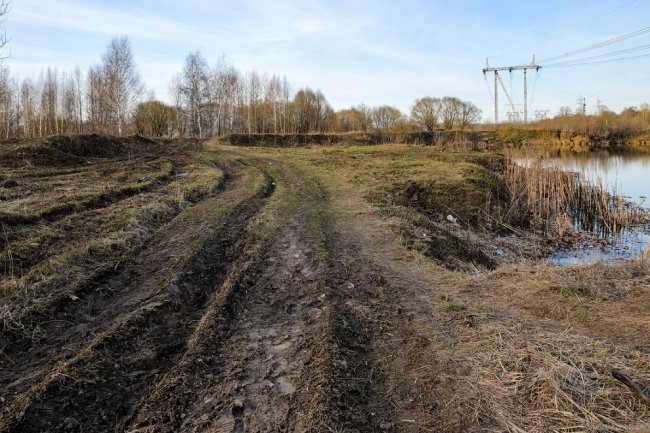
[542, 42, 650, 66]
[543, 52, 650, 68]
[538, 25, 650, 64]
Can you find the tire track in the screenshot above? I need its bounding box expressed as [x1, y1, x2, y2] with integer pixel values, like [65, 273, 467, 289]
[112, 159, 327, 432]
[0, 162, 272, 432]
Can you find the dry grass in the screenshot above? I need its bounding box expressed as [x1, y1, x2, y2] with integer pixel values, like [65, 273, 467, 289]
[465, 325, 650, 432]
[0, 138, 225, 334]
[506, 159, 649, 239]
[233, 143, 650, 430]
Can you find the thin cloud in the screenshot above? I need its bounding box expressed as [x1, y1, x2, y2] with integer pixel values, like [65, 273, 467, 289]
[11, 0, 220, 45]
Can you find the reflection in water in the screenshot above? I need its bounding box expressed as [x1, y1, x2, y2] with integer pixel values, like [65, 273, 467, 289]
[549, 229, 650, 265]
[543, 153, 650, 207]
[512, 151, 650, 264]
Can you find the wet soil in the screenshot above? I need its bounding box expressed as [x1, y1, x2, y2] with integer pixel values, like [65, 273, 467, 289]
[2, 139, 649, 432]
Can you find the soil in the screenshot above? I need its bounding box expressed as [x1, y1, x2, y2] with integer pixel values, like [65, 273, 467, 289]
[1, 137, 649, 432]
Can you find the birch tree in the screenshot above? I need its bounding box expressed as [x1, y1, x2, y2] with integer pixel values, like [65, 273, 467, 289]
[101, 37, 143, 134]
[178, 52, 209, 137]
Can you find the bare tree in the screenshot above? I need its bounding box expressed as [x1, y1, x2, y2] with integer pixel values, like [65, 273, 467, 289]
[335, 105, 372, 132]
[247, 71, 262, 134]
[41, 68, 59, 135]
[266, 75, 282, 134]
[457, 100, 481, 131]
[20, 78, 35, 137]
[73, 67, 84, 132]
[206, 59, 237, 136]
[134, 99, 176, 137]
[411, 96, 441, 131]
[371, 105, 403, 133]
[101, 36, 143, 134]
[0, 1, 9, 63]
[440, 96, 461, 130]
[177, 52, 209, 137]
[61, 71, 80, 132]
[86, 65, 105, 132]
[292, 88, 332, 134]
[0, 67, 16, 138]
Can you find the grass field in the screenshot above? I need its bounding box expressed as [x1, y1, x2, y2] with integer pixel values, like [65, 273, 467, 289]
[1, 135, 649, 432]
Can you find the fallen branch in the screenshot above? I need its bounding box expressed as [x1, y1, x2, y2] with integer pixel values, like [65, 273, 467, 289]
[612, 368, 650, 408]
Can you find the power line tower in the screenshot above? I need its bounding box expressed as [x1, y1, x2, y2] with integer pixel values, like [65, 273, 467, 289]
[483, 57, 541, 124]
[534, 109, 550, 121]
[576, 97, 587, 115]
[506, 103, 523, 123]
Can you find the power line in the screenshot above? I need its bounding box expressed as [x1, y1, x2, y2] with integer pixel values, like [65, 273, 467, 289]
[542, 43, 650, 67]
[530, 0, 641, 50]
[538, 25, 650, 64]
[494, 0, 641, 60]
[543, 52, 650, 68]
[543, 42, 650, 66]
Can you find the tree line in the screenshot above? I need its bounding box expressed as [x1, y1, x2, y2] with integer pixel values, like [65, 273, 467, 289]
[500, 103, 650, 134]
[0, 35, 483, 139]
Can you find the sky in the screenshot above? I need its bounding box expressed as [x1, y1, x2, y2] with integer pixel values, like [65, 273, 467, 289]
[5, 0, 650, 122]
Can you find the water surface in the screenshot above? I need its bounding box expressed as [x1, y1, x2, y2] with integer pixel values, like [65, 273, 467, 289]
[515, 151, 650, 264]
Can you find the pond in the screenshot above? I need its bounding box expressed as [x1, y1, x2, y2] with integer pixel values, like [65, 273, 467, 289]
[525, 151, 650, 265]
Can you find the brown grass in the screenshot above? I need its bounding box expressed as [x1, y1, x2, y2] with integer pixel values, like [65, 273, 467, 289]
[0, 138, 225, 336]
[239, 143, 650, 431]
[505, 158, 649, 238]
[468, 326, 650, 432]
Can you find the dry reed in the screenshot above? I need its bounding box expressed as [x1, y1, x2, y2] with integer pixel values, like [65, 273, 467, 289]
[505, 159, 649, 239]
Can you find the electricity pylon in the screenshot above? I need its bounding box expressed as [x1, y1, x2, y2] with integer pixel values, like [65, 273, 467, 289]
[483, 57, 541, 124]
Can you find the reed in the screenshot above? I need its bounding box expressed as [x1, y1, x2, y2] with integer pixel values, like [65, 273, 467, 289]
[504, 159, 649, 238]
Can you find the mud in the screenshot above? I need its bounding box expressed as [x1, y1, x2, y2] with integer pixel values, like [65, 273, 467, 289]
[2, 138, 649, 432]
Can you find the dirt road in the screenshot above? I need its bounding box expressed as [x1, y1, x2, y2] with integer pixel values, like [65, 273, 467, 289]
[0, 143, 396, 432]
[2, 139, 649, 432]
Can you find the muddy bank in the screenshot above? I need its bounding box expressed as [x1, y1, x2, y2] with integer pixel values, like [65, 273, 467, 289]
[219, 131, 495, 148]
[0, 134, 171, 168]
[220, 129, 650, 153]
[366, 151, 636, 271]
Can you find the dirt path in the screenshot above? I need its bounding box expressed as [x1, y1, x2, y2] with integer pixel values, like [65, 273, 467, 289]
[193, 210, 326, 431]
[0, 159, 272, 432]
[126, 197, 326, 431]
[0, 146, 481, 432]
[3, 141, 648, 432]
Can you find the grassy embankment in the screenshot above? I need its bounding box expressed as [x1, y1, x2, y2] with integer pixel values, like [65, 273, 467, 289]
[0, 136, 225, 327]
[220, 128, 650, 154]
[230, 142, 650, 432]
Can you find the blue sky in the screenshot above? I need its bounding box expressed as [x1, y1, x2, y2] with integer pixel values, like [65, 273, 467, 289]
[6, 0, 650, 121]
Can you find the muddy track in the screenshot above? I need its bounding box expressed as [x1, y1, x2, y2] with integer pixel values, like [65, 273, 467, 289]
[118, 158, 394, 433]
[0, 161, 272, 432]
[2, 149, 446, 432]
[0, 168, 175, 227]
[120, 162, 335, 432]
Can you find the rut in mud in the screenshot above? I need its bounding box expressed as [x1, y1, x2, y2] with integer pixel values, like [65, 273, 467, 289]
[120, 159, 387, 432]
[0, 159, 273, 432]
[4, 139, 649, 432]
[0, 145, 394, 432]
